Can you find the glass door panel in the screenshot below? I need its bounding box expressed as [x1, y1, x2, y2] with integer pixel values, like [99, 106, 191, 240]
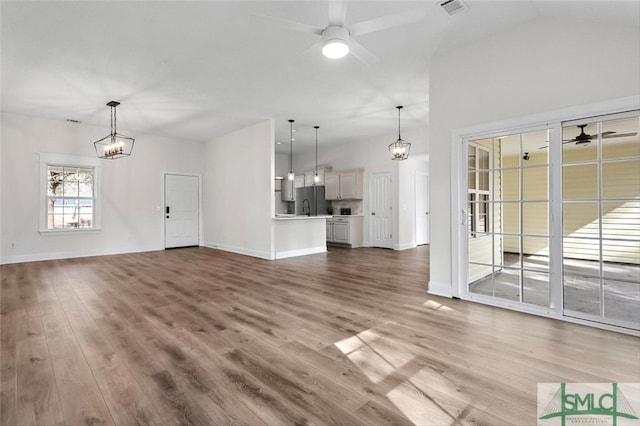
[467, 129, 551, 308]
[562, 112, 640, 330]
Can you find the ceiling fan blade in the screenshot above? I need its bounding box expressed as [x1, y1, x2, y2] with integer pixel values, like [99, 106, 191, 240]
[252, 14, 323, 35]
[602, 132, 638, 139]
[328, 0, 347, 26]
[295, 40, 323, 61]
[349, 38, 379, 65]
[538, 145, 549, 150]
[350, 7, 426, 36]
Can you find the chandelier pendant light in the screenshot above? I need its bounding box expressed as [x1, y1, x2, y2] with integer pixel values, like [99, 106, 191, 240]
[314, 126, 320, 184]
[94, 101, 134, 159]
[388, 105, 411, 161]
[287, 119, 295, 180]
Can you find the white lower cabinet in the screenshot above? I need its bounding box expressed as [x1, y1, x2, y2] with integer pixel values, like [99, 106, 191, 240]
[326, 216, 363, 247]
[332, 221, 350, 244]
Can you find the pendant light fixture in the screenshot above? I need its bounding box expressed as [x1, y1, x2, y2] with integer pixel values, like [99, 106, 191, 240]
[314, 126, 320, 184]
[287, 119, 295, 180]
[94, 101, 134, 159]
[388, 105, 411, 161]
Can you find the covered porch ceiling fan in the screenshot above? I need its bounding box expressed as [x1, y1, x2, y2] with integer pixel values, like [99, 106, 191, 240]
[538, 124, 638, 149]
[256, 0, 427, 64]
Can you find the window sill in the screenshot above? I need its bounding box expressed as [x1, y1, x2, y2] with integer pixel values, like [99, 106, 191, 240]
[39, 228, 101, 236]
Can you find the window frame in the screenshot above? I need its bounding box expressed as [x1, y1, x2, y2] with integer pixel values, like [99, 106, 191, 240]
[467, 142, 491, 239]
[39, 153, 101, 234]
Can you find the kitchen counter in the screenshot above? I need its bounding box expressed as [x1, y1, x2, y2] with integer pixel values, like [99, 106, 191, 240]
[273, 214, 333, 220]
[273, 215, 330, 259]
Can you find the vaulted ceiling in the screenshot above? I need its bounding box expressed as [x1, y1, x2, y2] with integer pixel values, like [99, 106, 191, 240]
[2, 1, 638, 154]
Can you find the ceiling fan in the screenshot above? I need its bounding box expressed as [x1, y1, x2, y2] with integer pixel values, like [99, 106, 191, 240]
[256, 0, 426, 64]
[538, 124, 637, 149]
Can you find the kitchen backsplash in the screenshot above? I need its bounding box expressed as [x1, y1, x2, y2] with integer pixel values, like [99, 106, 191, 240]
[330, 200, 363, 215]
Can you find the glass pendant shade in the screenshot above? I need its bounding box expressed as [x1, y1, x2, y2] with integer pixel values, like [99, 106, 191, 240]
[94, 101, 134, 159]
[389, 105, 411, 161]
[288, 171, 295, 181]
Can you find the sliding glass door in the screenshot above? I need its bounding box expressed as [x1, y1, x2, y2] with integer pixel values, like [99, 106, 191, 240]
[466, 128, 551, 309]
[463, 110, 639, 332]
[562, 113, 640, 329]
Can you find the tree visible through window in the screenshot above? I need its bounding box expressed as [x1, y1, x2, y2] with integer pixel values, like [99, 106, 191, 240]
[47, 165, 95, 229]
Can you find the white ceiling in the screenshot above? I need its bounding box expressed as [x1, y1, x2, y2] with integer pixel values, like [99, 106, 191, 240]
[2, 1, 638, 154]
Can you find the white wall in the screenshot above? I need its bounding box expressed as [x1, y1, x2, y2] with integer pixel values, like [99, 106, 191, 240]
[0, 112, 205, 263]
[294, 126, 428, 249]
[429, 18, 640, 296]
[202, 120, 275, 259]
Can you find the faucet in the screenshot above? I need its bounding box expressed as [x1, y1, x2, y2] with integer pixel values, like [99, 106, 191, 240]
[302, 199, 311, 216]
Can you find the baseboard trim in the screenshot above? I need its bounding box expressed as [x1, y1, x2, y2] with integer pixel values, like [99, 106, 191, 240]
[393, 242, 417, 251]
[202, 241, 273, 260]
[0, 245, 163, 265]
[275, 246, 327, 259]
[427, 280, 453, 298]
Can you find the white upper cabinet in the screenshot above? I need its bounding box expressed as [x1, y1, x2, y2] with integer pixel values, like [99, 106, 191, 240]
[304, 167, 331, 186]
[325, 173, 340, 199]
[325, 169, 363, 200]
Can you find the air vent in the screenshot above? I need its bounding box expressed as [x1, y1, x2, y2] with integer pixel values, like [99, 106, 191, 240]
[440, 0, 466, 16]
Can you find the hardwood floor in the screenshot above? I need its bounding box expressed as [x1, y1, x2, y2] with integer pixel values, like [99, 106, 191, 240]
[1, 245, 638, 425]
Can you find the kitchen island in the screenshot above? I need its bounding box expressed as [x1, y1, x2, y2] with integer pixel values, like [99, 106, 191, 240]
[273, 214, 332, 259]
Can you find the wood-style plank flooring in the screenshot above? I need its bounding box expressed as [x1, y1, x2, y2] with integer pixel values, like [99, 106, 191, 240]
[1, 246, 639, 425]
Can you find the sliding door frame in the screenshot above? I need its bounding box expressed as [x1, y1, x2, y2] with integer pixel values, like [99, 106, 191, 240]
[450, 96, 639, 335]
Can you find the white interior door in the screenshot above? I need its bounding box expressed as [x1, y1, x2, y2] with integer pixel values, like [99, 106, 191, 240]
[165, 174, 199, 248]
[416, 171, 429, 245]
[370, 171, 393, 248]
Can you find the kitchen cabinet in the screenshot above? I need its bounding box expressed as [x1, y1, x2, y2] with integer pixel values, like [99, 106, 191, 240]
[294, 175, 305, 189]
[332, 221, 350, 244]
[281, 179, 295, 201]
[324, 169, 363, 200]
[326, 216, 363, 247]
[303, 167, 332, 186]
[304, 169, 328, 187]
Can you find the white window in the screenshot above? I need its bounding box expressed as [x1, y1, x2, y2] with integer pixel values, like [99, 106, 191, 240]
[467, 143, 490, 238]
[39, 154, 100, 233]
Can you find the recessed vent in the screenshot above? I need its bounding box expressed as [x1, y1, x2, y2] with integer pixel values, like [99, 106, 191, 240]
[440, 0, 466, 16]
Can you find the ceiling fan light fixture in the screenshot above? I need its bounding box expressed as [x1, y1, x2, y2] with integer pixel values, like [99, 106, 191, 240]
[322, 40, 349, 58]
[321, 25, 350, 59]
